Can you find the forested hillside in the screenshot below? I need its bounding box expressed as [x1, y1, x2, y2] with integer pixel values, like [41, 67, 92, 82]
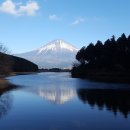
[71, 33, 130, 83]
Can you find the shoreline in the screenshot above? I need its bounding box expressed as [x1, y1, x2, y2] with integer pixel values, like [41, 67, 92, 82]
[0, 71, 38, 79]
[0, 78, 18, 93]
[71, 71, 130, 84]
[1, 71, 130, 84]
[85, 75, 130, 84]
[0, 72, 38, 91]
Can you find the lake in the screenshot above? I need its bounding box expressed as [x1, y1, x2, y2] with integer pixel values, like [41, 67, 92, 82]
[0, 72, 130, 130]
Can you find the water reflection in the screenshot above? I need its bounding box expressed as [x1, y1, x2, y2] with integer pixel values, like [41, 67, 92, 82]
[24, 86, 76, 104]
[77, 89, 130, 118]
[0, 93, 13, 119]
[38, 87, 76, 104]
[0, 80, 17, 119]
[6, 72, 130, 120]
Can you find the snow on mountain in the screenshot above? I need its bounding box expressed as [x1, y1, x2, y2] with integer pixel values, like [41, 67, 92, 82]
[16, 40, 78, 69]
[38, 87, 76, 104]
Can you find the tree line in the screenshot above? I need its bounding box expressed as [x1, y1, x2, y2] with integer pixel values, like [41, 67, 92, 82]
[71, 33, 130, 82]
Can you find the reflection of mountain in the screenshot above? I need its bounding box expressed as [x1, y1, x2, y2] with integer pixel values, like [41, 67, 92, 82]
[77, 89, 130, 118]
[32, 87, 76, 104]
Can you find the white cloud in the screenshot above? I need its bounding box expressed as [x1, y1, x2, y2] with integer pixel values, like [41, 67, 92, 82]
[0, 0, 39, 16]
[49, 14, 61, 21]
[0, 0, 16, 15]
[71, 17, 107, 25]
[72, 18, 85, 25]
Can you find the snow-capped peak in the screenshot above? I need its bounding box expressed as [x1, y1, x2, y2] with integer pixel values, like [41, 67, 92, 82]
[37, 39, 78, 53]
[16, 39, 78, 69]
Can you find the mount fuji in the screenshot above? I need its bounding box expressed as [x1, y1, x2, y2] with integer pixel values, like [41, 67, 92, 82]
[16, 40, 78, 69]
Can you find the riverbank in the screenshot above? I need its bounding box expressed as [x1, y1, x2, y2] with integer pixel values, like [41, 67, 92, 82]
[0, 79, 9, 90]
[71, 70, 130, 84]
[0, 72, 38, 92]
[0, 78, 18, 93]
[0, 72, 38, 80]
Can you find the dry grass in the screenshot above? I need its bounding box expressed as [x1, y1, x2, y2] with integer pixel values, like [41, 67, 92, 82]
[0, 79, 9, 90]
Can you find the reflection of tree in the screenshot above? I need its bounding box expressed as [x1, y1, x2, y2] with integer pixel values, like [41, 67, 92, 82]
[0, 93, 13, 119]
[0, 81, 17, 119]
[77, 89, 130, 118]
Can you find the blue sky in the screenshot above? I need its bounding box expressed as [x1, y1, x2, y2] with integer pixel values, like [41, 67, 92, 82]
[0, 0, 130, 53]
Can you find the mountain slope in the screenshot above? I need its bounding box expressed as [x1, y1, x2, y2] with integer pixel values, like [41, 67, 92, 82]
[0, 52, 38, 74]
[16, 40, 78, 69]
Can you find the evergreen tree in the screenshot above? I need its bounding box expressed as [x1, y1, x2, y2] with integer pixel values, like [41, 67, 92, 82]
[71, 33, 130, 82]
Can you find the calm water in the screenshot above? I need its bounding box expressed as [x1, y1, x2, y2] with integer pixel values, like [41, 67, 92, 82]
[0, 72, 130, 130]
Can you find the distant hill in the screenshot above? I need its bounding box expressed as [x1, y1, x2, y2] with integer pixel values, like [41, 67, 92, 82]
[16, 39, 78, 69]
[10, 55, 38, 72]
[0, 52, 38, 74]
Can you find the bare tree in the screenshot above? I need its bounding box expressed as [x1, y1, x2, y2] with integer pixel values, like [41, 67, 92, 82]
[0, 43, 13, 75]
[0, 43, 8, 53]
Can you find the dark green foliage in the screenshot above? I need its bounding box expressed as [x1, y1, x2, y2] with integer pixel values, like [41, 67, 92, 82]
[71, 33, 130, 82]
[76, 46, 86, 64]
